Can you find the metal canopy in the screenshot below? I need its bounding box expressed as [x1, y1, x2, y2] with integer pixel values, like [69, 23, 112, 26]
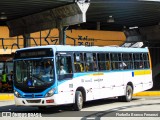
[0, 0, 160, 31]
[7, 2, 90, 36]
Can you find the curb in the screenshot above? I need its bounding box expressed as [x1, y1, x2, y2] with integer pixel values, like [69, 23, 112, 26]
[0, 94, 14, 101]
[0, 91, 160, 101]
[133, 91, 160, 96]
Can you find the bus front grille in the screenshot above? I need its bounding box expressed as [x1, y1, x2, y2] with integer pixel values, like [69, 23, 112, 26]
[24, 94, 43, 98]
[26, 99, 41, 103]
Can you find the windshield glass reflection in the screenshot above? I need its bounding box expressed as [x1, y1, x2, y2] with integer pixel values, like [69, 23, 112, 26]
[15, 58, 54, 87]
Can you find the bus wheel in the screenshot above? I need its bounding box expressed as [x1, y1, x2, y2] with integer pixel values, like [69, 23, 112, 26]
[74, 91, 83, 111]
[119, 85, 133, 102]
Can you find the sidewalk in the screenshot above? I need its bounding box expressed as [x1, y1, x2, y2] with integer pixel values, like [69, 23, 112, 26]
[0, 91, 160, 101]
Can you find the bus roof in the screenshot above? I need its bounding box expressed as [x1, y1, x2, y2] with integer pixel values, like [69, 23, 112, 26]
[16, 45, 149, 53]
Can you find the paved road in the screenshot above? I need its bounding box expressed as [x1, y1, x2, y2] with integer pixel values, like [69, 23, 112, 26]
[0, 97, 160, 120]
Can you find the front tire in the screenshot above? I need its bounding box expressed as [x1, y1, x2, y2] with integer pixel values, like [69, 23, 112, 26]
[74, 91, 83, 111]
[118, 85, 133, 102]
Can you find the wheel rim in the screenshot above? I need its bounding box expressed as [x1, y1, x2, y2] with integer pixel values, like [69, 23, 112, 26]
[127, 88, 132, 100]
[78, 94, 83, 109]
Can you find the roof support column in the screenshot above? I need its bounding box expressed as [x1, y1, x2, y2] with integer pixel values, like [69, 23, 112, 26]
[57, 20, 65, 45]
[97, 22, 101, 30]
[23, 33, 30, 48]
[57, 20, 68, 45]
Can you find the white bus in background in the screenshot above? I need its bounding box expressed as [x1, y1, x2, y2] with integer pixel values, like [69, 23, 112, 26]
[13, 45, 153, 111]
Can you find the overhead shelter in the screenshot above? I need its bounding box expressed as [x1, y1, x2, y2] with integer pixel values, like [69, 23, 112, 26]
[6, 0, 90, 45]
[1, 0, 160, 46]
[1, 0, 160, 89]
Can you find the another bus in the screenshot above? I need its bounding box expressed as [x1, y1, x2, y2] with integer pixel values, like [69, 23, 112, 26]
[13, 45, 153, 110]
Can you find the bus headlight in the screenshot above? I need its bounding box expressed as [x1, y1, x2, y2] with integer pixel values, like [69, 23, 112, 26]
[14, 90, 22, 98]
[45, 88, 54, 97]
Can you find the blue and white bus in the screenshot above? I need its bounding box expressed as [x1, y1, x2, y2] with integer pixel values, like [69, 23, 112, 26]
[13, 45, 153, 110]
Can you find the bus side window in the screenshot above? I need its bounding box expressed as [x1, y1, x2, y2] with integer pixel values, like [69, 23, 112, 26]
[93, 53, 98, 71]
[122, 53, 133, 70]
[67, 57, 73, 73]
[143, 53, 150, 69]
[74, 63, 80, 72]
[97, 53, 106, 71]
[74, 53, 84, 73]
[74, 63, 83, 72]
[133, 54, 138, 69]
[111, 53, 120, 70]
[140, 53, 144, 69]
[85, 53, 94, 71]
[129, 54, 133, 69]
[57, 55, 73, 80]
[106, 53, 110, 70]
[106, 61, 110, 70]
[80, 53, 85, 71]
[133, 53, 143, 69]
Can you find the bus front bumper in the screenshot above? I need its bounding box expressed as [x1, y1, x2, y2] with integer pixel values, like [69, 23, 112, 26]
[14, 93, 74, 106]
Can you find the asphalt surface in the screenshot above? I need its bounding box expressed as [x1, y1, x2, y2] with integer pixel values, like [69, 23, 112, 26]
[1, 97, 160, 120]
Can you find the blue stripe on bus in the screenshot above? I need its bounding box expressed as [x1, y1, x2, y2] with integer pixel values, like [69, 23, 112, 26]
[14, 84, 58, 98]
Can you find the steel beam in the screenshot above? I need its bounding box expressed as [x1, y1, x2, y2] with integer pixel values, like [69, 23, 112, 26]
[23, 33, 30, 48]
[7, 1, 90, 37]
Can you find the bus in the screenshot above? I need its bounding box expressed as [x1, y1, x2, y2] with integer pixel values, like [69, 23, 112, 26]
[13, 45, 153, 110]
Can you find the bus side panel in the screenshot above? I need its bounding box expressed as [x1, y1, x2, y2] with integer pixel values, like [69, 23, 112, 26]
[122, 71, 135, 94]
[131, 70, 143, 93]
[57, 79, 76, 104]
[57, 73, 95, 103]
[143, 70, 153, 91]
[75, 74, 94, 101]
[98, 72, 112, 98]
[132, 70, 152, 94]
[96, 71, 126, 99]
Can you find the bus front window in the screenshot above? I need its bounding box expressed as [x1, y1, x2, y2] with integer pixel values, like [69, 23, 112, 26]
[15, 59, 55, 87]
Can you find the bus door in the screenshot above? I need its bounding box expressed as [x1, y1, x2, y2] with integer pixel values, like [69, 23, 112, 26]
[56, 52, 74, 102]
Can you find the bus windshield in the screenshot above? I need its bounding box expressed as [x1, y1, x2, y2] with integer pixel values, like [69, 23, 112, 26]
[14, 58, 54, 88]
